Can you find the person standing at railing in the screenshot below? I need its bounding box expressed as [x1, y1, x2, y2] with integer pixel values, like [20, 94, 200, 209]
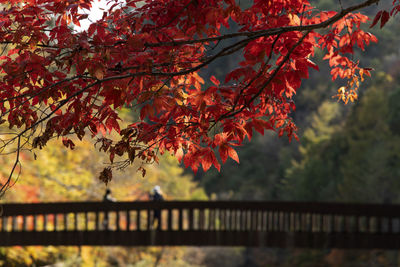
[103, 188, 116, 230]
[149, 185, 164, 230]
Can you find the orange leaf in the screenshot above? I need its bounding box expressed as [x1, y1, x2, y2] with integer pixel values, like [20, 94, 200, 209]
[226, 145, 239, 163]
[202, 152, 213, 172]
[94, 67, 104, 80]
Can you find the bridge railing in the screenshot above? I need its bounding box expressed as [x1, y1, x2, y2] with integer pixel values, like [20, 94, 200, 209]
[1, 201, 400, 234]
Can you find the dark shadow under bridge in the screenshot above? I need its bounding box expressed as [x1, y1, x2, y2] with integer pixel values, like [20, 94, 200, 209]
[1, 201, 400, 248]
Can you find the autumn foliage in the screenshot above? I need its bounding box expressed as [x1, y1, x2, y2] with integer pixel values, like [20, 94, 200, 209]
[0, 0, 398, 192]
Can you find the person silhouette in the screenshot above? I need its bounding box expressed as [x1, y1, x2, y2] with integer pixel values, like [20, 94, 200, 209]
[102, 188, 116, 230]
[149, 185, 164, 230]
[103, 189, 116, 202]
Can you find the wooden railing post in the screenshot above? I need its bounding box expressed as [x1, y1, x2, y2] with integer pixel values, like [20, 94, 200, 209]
[94, 212, 98, 231]
[126, 210, 130, 231]
[365, 216, 370, 233]
[178, 209, 183, 231]
[136, 210, 140, 231]
[319, 214, 323, 232]
[262, 211, 267, 232]
[74, 213, 78, 231]
[339, 215, 345, 233]
[286, 212, 291, 232]
[147, 209, 151, 230]
[53, 214, 57, 232]
[84, 212, 88, 231]
[116, 211, 120, 231]
[208, 209, 214, 231]
[230, 209, 235, 231]
[329, 215, 334, 233]
[12, 216, 17, 231]
[22, 215, 27, 231]
[189, 208, 194, 231]
[388, 216, 393, 233]
[241, 210, 246, 231]
[64, 214, 68, 231]
[251, 210, 256, 231]
[33, 215, 37, 232]
[43, 215, 47, 231]
[167, 209, 172, 231]
[198, 209, 203, 230]
[354, 216, 360, 233]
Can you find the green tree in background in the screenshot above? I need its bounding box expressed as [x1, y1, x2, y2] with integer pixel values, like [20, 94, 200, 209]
[200, 132, 292, 200]
[282, 101, 344, 201]
[338, 74, 400, 203]
[282, 73, 400, 204]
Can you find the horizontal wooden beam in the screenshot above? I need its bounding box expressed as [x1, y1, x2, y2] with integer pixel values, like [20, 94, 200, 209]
[1, 231, 400, 248]
[2, 201, 400, 217]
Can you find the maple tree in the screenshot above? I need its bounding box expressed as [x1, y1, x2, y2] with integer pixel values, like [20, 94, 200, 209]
[0, 0, 397, 193]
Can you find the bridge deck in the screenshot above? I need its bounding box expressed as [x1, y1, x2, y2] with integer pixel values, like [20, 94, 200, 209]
[1, 201, 400, 248]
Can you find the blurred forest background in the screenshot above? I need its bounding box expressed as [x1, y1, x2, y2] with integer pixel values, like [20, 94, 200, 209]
[2, 0, 400, 266]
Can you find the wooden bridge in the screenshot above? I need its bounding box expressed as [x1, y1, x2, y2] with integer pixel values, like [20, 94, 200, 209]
[1, 201, 400, 248]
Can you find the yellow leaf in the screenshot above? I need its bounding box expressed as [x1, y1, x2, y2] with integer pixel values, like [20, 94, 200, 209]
[176, 98, 183, 105]
[288, 14, 300, 25]
[359, 68, 364, 81]
[338, 86, 346, 94]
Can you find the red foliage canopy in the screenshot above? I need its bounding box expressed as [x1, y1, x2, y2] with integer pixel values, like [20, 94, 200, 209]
[0, 0, 396, 191]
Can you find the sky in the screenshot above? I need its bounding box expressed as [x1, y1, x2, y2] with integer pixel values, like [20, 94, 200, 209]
[78, 0, 112, 31]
